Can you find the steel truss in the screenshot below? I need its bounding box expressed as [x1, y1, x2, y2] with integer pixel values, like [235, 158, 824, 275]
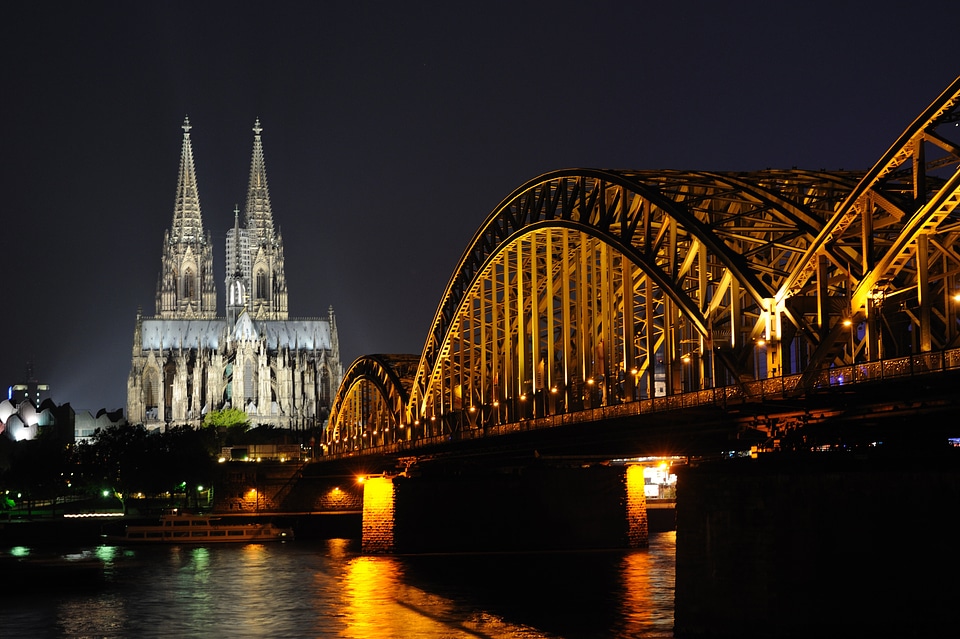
[325, 354, 418, 454]
[325, 76, 960, 452]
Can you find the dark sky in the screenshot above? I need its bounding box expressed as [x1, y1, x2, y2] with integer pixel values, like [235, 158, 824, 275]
[2, 1, 957, 413]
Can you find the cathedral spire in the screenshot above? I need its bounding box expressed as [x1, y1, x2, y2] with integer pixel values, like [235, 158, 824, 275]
[244, 117, 274, 245]
[156, 116, 217, 319]
[170, 116, 204, 243]
[236, 118, 288, 320]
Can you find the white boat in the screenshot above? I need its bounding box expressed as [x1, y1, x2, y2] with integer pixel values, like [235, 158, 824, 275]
[105, 512, 294, 543]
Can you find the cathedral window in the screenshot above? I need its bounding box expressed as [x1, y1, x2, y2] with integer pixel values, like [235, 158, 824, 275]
[144, 370, 159, 415]
[183, 267, 196, 300]
[244, 358, 256, 401]
[255, 269, 268, 300]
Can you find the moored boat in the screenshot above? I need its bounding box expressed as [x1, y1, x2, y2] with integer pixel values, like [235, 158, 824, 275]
[104, 512, 293, 543]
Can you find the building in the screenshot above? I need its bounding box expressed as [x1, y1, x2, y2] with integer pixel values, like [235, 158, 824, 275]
[2, 365, 125, 443]
[127, 118, 342, 430]
[6, 363, 51, 406]
[0, 398, 80, 445]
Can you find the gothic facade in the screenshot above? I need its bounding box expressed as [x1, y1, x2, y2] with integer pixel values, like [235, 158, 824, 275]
[127, 118, 342, 430]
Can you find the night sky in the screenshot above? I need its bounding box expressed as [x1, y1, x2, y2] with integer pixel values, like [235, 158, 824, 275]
[2, 1, 957, 413]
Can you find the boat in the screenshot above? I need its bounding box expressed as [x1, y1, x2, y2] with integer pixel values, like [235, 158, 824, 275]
[104, 512, 294, 544]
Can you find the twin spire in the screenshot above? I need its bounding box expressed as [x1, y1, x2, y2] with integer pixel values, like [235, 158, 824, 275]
[161, 116, 287, 320]
[169, 116, 276, 245]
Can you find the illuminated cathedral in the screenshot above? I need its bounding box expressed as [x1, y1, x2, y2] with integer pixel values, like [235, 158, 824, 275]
[127, 118, 342, 430]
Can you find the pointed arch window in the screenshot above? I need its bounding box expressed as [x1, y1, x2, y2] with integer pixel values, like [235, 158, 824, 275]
[255, 269, 269, 301]
[244, 358, 256, 401]
[143, 370, 159, 418]
[183, 267, 196, 301]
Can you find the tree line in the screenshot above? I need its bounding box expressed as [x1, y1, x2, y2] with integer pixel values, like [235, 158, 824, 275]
[0, 408, 311, 514]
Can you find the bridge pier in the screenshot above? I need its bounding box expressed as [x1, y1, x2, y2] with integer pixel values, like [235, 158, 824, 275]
[674, 452, 960, 638]
[360, 476, 396, 553]
[360, 464, 648, 554]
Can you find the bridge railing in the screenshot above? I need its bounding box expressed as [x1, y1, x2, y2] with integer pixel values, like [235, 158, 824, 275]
[323, 346, 960, 460]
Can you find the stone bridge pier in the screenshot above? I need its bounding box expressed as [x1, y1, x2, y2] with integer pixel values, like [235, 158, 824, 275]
[360, 463, 649, 554]
[674, 452, 960, 638]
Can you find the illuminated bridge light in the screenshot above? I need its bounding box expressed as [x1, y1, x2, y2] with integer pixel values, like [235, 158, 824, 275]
[321, 75, 960, 460]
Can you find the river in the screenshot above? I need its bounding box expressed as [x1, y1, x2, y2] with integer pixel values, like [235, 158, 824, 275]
[0, 531, 675, 638]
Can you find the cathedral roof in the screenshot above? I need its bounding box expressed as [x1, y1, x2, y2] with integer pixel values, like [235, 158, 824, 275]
[139, 317, 334, 351]
[255, 320, 333, 350]
[141, 319, 224, 350]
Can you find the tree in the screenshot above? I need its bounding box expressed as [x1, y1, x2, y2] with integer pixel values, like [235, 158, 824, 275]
[202, 408, 252, 448]
[74, 423, 218, 512]
[202, 408, 250, 429]
[161, 426, 215, 507]
[74, 423, 153, 513]
[5, 435, 69, 514]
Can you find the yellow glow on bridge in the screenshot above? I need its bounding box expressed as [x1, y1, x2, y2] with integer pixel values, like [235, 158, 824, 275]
[361, 476, 396, 553]
[324, 75, 960, 459]
[626, 465, 649, 548]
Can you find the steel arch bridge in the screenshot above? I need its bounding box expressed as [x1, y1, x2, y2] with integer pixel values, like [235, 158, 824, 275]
[326, 76, 960, 456]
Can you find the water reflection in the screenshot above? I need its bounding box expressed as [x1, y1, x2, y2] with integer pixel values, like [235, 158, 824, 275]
[1, 533, 675, 638]
[57, 595, 125, 637]
[616, 531, 676, 637]
[338, 552, 548, 638]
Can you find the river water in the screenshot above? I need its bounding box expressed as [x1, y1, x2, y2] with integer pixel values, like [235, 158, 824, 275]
[1, 532, 675, 638]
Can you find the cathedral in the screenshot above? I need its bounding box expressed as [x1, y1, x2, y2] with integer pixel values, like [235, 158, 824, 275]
[126, 118, 342, 430]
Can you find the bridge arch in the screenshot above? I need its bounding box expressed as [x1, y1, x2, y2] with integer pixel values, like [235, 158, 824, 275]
[326, 354, 417, 454]
[327, 75, 960, 449]
[407, 168, 867, 434]
[781, 75, 960, 371]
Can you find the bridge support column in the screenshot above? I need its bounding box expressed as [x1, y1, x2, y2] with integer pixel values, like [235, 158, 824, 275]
[625, 464, 649, 548]
[359, 465, 645, 554]
[675, 454, 960, 638]
[360, 475, 396, 554]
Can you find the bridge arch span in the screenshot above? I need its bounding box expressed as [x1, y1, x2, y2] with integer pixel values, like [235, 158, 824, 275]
[782, 76, 960, 372]
[326, 75, 960, 452]
[326, 354, 417, 454]
[408, 167, 866, 432]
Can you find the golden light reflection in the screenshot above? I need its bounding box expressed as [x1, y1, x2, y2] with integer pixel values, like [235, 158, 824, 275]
[341, 556, 546, 638]
[615, 532, 677, 637]
[325, 537, 352, 562]
[235, 543, 271, 629]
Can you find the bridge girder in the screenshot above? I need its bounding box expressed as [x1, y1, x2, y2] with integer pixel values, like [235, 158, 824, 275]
[405, 167, 874, 434]
[784, 76, 960, 375]
[325, 354, 417, 454]
[327, 76, 960, 452]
